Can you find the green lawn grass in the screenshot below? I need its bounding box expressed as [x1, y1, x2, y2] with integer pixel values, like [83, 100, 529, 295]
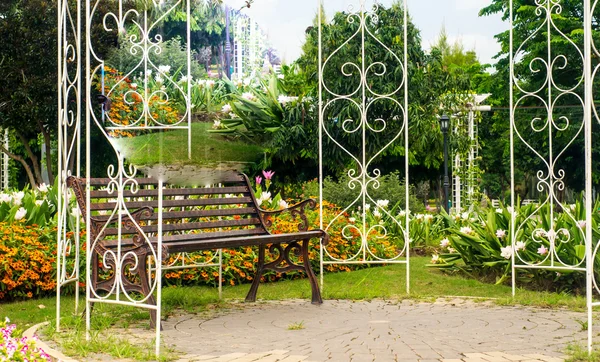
[115, 122, 264, 167]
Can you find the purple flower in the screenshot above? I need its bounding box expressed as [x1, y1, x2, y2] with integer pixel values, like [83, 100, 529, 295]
[262, 170, 275, 180]
[255, 176, 262, 185]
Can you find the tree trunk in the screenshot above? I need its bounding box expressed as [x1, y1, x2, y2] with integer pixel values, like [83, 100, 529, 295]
[38, 120, 54, 184]
[16, 131, 43, 185]
[0, 144, 37, 187]
[217, 44, 224, 79]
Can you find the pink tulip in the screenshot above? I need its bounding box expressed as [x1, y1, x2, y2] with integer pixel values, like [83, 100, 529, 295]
[255, 176, 263, 185]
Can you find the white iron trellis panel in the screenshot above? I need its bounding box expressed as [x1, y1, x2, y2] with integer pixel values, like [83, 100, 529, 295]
[84, 0, 199, 355]
[56, 0, 82, 333]
[318, 0, 410, 292]
[1, 129, 8, 190]
[510, 0, 594, 352]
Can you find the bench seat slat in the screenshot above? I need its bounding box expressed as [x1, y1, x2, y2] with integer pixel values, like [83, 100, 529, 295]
[165, 230, 326, 253]
[102, 218, 263, 235]
[89, 186, 250, 198]
[98, 230, 325, 252]
[85, 174, 245, 186]
[89, 197, 254, 210]
[92, 207, 259, 222]
[100, 228, 268, 248]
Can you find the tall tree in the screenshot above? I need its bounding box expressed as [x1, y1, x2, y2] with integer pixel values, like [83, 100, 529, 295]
[0, 0, 58, 186]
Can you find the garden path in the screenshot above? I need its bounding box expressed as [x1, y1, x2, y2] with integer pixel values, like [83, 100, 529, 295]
[160, 299, 584, 362]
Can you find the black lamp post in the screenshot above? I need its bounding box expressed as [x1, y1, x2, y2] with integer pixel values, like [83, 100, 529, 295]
[440, 115, 450, 213]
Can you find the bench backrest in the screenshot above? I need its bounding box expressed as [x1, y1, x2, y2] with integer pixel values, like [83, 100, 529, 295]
[67, 174, 269, 243]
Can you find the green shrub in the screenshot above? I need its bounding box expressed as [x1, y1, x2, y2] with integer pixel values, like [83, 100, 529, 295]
[107, 37, 204, 79]
[302, 172, 424, 213]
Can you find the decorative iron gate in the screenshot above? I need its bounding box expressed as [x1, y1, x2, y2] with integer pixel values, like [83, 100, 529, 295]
[509, 0, 595, 351]
[317, 0, 410, 290]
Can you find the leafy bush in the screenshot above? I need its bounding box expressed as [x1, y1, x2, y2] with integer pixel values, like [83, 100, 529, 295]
[0, 318, 50, 361]
[107, 37, 204, 80]
[0, 184, 56, 226]
[302, 172, 424, 213]
[429, 200, 597, 292]
[0, 222, 57, 300]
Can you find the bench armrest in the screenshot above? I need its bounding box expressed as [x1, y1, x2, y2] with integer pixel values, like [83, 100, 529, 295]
[259, 199, 315, 232]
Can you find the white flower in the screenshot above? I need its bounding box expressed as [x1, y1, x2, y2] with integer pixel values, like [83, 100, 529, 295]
[179, 75, 192, 83]
[507, 206, 514, 214]
[448, 247, 457, 253]
[71, 207, 79, 216]
[235, 79, 244, 87]
[460, 226, 473, 235]
[35, 200, 44, 206]
[259, 191, 272, 204]
[495, 208, 503, 213]
[221, 104, 232, 113]
[279, 199, 289, 209]
[570, 204, 577, 212]
[537, 245, 549, 255]
[376, 199, 390, 209]
[212, 120, 222, 129]
[496, 229, 506, 239]
[546, 229, 557, 240]
[14, 207, 27, 221]
[440, 238, 450, 248]
[364, 204, 370, 211]
[229, 112, 238, 119]
[577, 220, 586, 229]
[278, 95, 289, 104]
[38, 183, 49, 193]
[0, 193, 10, 204]
[131, 83, 138, 89]
[155, 74, 164, 83]
[158, 65, 171, 74]
[373, 209, 382, 219]
[12, 191, 24, 206]
[515, 241, 526, 251]
[277, 74, 285, 79]
[424, 214, 434, 222]
[461, 212, 469, 220]
[145, 69, 153, 76]
[398, 210, 406, 218]
[349, 217, 356, 223]
[500, 246, 512, 259]
[243, 78, 252, 86]
[535, 229, 547, 238]
[431, 254, 440, 264]
[242, 92, 256, 101]
[416, 214, 424, 221]
[206, 80, 216, 87]
[197, 79, 207, 86]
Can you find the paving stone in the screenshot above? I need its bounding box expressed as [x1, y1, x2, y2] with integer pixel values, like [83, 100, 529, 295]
[522, 354, 563, 362]
[41, 300, 587, 362]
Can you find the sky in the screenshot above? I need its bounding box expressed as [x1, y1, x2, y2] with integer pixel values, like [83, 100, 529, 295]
[224, 0, 506, 66]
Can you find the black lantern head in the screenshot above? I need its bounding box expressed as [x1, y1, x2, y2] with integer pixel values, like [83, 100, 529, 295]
[439, 115, 450, 134]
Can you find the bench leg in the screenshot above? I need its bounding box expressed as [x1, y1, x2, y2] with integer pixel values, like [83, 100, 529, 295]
[245, 244, 265, 303]
[245, 240, 322, 304]
[301, 239, 323, 305]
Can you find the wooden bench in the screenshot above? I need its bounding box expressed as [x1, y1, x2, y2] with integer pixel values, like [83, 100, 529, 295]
[67, 173, 328, 326]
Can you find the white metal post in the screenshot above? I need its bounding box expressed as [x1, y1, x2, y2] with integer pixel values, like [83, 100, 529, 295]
[584, 0, 593, 353]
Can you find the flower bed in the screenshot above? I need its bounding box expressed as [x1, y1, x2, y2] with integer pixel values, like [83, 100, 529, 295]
[0, 318, 50, 361]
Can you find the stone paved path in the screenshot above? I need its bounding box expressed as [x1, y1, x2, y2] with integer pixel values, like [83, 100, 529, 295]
[161, 299, 587, 362]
